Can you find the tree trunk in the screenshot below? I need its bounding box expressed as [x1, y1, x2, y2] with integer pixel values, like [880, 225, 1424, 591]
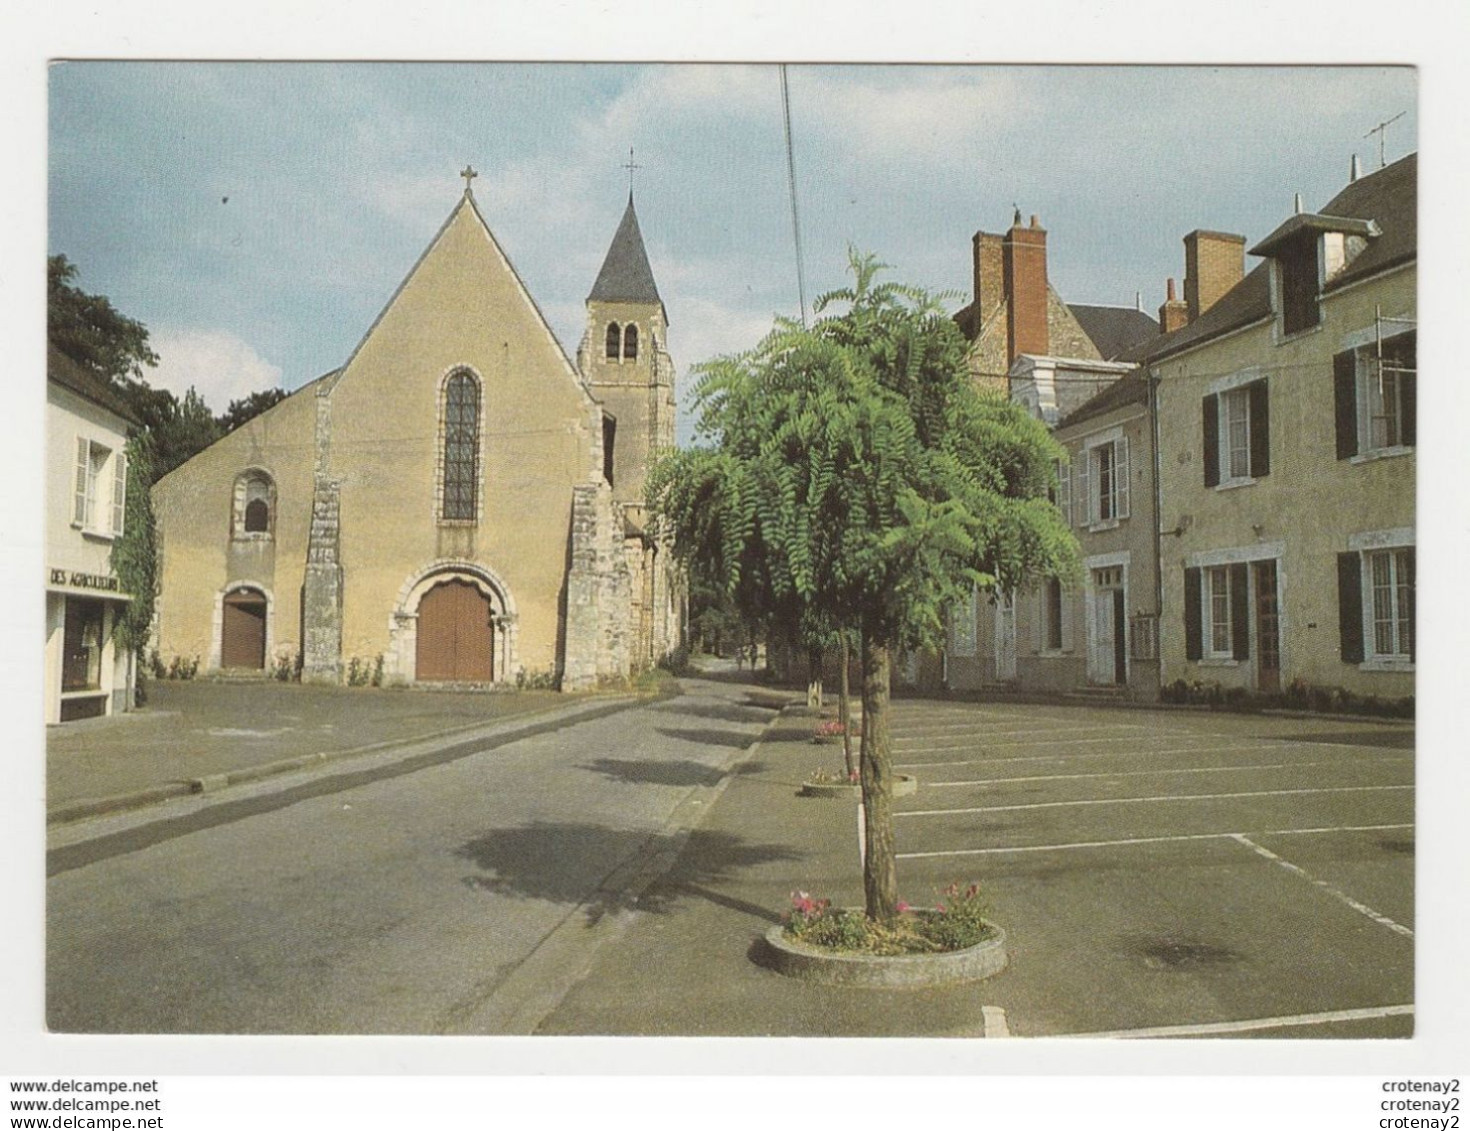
[806, 645, 824, 710]
[839, 631, 855, 779]
[860, 631, 898, 924]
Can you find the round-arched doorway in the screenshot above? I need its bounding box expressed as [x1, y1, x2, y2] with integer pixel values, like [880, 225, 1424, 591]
[221, 586, 268, 670]
[415, 577, 496, 682]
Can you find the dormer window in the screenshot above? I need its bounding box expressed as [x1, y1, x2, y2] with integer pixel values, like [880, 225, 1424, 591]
[1278, 237, 1320, 335]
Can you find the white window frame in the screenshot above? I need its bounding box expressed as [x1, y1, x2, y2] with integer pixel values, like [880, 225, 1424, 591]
[1075, 426, 1129, 530]
[1349, 528, 1415, 671]
[1204, 564, 1234, 661]
[72, 437, 123, 539]
[1366, 548, 1413, 662]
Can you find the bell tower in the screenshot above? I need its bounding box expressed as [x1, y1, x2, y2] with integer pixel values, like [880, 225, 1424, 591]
[578, 191, 675, 514]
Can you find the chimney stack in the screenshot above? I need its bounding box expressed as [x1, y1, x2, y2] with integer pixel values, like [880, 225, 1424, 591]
[1002, 211, 1049, 363]
[1294, 192, 1305, 215]
[1183, 230, 1247, 321]
[972, 231, 1004, 317]
[1159, 278, 1189, 334]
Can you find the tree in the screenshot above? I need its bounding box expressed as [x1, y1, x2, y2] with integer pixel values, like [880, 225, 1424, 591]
[219, 387, 289, 434]
[648, 252, 1078, 923]
[48, 255, 158, 384]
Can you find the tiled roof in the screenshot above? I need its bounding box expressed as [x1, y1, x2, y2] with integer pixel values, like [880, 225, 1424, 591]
[1066, 304, 1159, 361]
[1121, 152, 1415, 367]
[47, 344, 140, 427]
[588, 195, 663, 308]
[1058, 368, 1150, 432]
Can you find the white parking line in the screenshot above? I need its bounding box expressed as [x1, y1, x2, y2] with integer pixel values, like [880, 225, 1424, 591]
[897, 822, 1413, 859]
[894, 741, 1279, 765]
[897, 783, 1411, 818]
[1231, 834, 1414, 937]
[895, 722, 1153, 740]
[1058, 1002, 1414, 1039]
[924, 757, 1412, 788]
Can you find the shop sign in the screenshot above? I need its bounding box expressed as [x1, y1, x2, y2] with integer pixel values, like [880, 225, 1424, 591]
[49, 568, 120, 592]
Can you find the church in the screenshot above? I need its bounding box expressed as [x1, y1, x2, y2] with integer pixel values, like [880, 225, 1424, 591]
[151, 171, 683, 690]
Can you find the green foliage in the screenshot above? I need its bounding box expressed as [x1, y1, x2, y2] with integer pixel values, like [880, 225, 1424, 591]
[647, 249, 1078, 659]
[782, 883, 993, 955]
[48, 255, 158, 383]
[1161, 677, 1413, 719]
[219, 388, 289, 435]
[515, 667, 560, 691]
[271, 651, 300, 682]
[165, 654, 200, 680]
[108, 434, 159, 655]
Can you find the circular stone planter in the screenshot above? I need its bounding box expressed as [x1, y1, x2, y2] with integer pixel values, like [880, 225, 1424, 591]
[798, 774, 918, 799]
[761, 919, 1007, 987]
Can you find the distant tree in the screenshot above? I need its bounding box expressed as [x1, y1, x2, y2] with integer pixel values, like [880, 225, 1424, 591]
[48, 254, 158, 383]
[219, 387, 289, 434]
[649, 251, 1078, 923]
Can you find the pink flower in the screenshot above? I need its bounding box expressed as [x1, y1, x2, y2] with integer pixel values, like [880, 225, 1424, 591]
[935, 904, 946, 914]
[897, 901, 911, 913]
[848, 770, 859, 783]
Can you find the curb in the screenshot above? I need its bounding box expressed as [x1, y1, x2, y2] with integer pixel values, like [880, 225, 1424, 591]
[444, 694, 788, 1035]
[759, 920, 1008, 988]
[47, 693, 654, 826]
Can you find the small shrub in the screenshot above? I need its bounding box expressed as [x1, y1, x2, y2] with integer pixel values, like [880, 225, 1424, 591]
[133, 668, 148, 708]
[166, 654, 199, 680]
[271, 651, 297, 682]
[371, 653, 384, 687]
[782, 883, 993, 956]
[148, 649, 166, 680]
[515, 667, 560, 691]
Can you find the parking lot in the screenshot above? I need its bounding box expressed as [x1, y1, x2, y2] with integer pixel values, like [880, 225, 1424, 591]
[885, 699, 1415, 1038]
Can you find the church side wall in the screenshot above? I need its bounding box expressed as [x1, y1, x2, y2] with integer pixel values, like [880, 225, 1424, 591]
[152, 388, 318, 671]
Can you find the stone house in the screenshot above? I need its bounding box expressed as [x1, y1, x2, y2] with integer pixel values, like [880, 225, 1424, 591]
[1136, 154, 1416, 699]
[151, 180, 683, 689]
[46, 345, 139, 722]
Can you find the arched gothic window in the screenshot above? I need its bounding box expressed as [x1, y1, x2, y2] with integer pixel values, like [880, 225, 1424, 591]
[232, 470, 275, 539]
[441, 370, 481, 523]
[605, 322, 621, 360]
[623, 323, 638, 361]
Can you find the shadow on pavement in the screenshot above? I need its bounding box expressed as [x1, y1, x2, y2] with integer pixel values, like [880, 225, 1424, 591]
[456, 822, 802, 925]
[654, 726, 758, 749]
[647, 700, 778, 725]
[578, 758, 772, 787]
[1263, 729, 1415, 749]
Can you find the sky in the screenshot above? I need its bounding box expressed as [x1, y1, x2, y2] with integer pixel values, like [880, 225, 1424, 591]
[48, 63, 1418, 442]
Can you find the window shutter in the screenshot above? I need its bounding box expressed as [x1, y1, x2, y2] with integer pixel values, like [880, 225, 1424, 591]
[1075, 454, 1091, 527]
[1333, 350, 1358, 460]
[1116, 437, 1131, 519]
[1055, 459, 1072, 524]
[1184, 567, 1203, 661]
[1230, 561, 1250, 659]
[112, 451, 127, 535]
[1405, 548, 1416, 664]
[1248, 379, 1270, 477]
[73, 438, 90, 526]
[1337, 552, 1364, 664]
[1059, 588, 1075, 653]
[1031, 591, 1043, 653]
[1401, 370, 1416, 447]
[1202, 395, 1220, 487]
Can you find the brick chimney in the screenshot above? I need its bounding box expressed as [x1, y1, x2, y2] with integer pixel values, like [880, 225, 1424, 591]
[972, 231, 1004, 317]
[1003, 214, 1049, 363]
[1183, 230, 1246, 321]
[1159, 278, 1189, 334]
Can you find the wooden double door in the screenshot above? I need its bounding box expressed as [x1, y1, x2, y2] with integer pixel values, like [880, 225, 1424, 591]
[416, 578, 495, 682]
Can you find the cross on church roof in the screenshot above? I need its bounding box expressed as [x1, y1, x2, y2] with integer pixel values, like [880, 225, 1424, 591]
[622, 148, 642, 195]
[460, 165, 478, 194]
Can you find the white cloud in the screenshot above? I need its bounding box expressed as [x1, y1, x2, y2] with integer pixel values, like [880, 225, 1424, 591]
[149, 328, 284, 413]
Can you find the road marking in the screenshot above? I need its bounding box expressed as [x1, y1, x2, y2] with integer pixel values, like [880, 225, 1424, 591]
[895, 722, 1152, 739]
[897, 783, 1411, 818]
[897, 822, 1414, 859]
[924, 757, 1411, 788]
[1231, 834, 1414, 937]
[981, 1005, 1011, 1038]
[1058, 1003, 1414, 1039]
[895, 741, 1273, 765]
[895, 730, 1167, 751]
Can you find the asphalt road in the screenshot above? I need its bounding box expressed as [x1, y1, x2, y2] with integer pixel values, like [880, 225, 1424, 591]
[883, 700, 1415, 1038]
[45, 679, 776, 1034]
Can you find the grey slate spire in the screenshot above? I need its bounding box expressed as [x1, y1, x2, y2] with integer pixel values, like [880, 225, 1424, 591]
[588, 194, 662, 307]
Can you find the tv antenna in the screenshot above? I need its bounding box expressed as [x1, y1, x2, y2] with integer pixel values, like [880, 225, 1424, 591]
[1364, 111, 1406, 169]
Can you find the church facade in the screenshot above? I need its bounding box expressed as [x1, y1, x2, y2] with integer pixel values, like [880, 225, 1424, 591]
[151, 178, 683, 690]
